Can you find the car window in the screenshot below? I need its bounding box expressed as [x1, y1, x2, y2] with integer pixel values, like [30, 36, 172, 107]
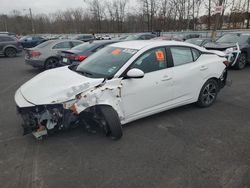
[130, 48, 167, 73]
[145, 35, 154, 40]
[72, 41, 82, 47]
[26, 37, 33, 41]
[52, 42, 72, 49]
[0, 36, 15, 42]
[92, 45, 104, 52]
[170, 47, 193, 66]
[191, 48, 201, 61]
[76, 46, 138, 78]
[139, 35, 146, 40]
[36, 40, 54, 48]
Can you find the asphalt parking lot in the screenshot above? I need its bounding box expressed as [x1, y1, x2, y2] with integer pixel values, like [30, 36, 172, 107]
[0, 54, 250, 188]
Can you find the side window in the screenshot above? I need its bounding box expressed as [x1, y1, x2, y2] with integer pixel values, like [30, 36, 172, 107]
[52, 42, 72, 49]
[191, 48, 201, 61]
[145, 35, 154, 40]
[1, 36, 14, 42]
[170, 47, 193, 66]
[92, 45, 104, 52]
[139, 35, 146, 40]
[130, 48, 167, 73]
[72, 41, 82, 47]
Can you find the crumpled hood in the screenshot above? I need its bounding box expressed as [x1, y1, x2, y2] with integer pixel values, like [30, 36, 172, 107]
[204, 42, 236, 50]
[20, 66, 104, 105]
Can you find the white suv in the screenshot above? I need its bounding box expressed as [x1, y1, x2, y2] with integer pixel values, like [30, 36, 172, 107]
[15, 41, 228, 140]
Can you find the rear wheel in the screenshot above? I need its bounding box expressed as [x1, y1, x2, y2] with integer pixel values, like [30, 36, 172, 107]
[99, 106, 123, 140]
[5, 47, 17, 57]
[235, 53, 247, 70]
[44, 57, 59, 70]
[197, 79, 219, 107]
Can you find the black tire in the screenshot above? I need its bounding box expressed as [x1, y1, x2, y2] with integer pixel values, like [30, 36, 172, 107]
[44, 57, 59, 70]
[235, 53, 247, 70]
[99, 106, 122, 140]
[197, 79, 219, 108]
[5, 47, 17, 57]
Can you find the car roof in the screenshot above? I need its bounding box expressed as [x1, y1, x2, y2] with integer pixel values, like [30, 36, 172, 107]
[46, 39, 82, 44]
[223, 32, 250, 35]
[109, 40, 204, 50]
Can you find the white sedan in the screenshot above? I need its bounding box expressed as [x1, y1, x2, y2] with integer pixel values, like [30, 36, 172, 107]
[15, 41, 228, 140]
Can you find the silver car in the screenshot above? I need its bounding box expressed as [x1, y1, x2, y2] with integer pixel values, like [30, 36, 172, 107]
[25, 39, 83, 69]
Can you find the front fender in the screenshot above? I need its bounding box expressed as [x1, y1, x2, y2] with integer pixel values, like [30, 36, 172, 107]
[72, 78, 124, 120]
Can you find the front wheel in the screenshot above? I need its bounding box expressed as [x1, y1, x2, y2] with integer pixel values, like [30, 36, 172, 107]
[99, 106, 123, 140]
[235, 53, 247, 70]
[197, 79, 219, 108]
[5, 48, 17, 57]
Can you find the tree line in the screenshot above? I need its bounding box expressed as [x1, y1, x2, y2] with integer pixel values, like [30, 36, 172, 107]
[0, 0, 249, 35]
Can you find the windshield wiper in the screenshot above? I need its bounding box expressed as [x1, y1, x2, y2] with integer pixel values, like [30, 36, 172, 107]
[75, 69, 93, 77]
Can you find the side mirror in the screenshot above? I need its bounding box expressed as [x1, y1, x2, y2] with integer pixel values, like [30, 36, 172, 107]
[126, 68, 144, 79]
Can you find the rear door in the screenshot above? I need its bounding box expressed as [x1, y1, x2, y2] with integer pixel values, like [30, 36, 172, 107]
[168, 46, 203, 103]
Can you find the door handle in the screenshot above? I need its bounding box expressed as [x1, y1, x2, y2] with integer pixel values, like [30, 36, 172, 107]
[161, 75, 172, 81]
[200, 66, 208, 71]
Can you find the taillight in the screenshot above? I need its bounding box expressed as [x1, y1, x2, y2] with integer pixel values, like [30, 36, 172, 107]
[31, 51, 41, 57]
[77, 55, 87, 61]
[223, 60, 230, 67]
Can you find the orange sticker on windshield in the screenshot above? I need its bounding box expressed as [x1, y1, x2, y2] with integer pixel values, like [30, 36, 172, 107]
[155, 50, 165, 61]
[112, 48, 122, 55]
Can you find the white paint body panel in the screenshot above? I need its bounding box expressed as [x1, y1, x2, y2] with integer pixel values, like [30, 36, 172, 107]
[15, 41, 226, 125]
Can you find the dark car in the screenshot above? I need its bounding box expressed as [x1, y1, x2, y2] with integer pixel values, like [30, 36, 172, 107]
[185, 38, 212, 46]
[25, 39, 82, 69]
[204, 32, 250, 69]
[183, 33, 201, 41]
[0, 35, 23, 57]
[124, 33, 157, 41]
[20, 36, 47, 48]
[74, 34, 95, 42]
[0, 32, 19, 39]
[58, 40, 119, 66]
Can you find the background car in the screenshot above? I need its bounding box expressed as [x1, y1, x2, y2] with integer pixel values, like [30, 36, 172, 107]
[101, 35, 112, 40]
[0, 35, 23, 57]
[183, 33, 201, 41]
[25, 39, 83, 69]
[74, 34, 95, 42]
[204, 32, 250, 69]
[185, 38, 212, 46]
[124, 33, 157, 41]
[0, 31, 19, 39]
[59, 40, 119, 66]
[20, 36, 47, 48]
[151, 35, 184, 41]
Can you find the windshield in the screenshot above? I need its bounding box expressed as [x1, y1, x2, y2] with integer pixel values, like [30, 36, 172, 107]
[72, 42, 96, 51]
[216, 33, 250, 45]
[76, 46, 138, 78]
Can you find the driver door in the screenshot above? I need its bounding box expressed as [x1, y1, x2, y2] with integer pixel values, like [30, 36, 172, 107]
[121, 47, 174, 120]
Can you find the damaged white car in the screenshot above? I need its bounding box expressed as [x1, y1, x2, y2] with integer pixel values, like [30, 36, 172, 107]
[15, 41, 228, 140]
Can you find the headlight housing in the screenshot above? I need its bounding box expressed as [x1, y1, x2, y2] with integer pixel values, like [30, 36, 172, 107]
[225, 47, 238, 54]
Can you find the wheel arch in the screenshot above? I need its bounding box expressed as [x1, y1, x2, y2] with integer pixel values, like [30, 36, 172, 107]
[4, 46, 17, 53]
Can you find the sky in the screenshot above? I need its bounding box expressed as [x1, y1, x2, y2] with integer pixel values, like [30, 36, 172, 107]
[0, 0, 89, 15]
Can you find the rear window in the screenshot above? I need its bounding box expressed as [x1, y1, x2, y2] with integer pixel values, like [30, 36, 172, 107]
[72, 42, 96, 51]
[36, 40, 54, 48]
